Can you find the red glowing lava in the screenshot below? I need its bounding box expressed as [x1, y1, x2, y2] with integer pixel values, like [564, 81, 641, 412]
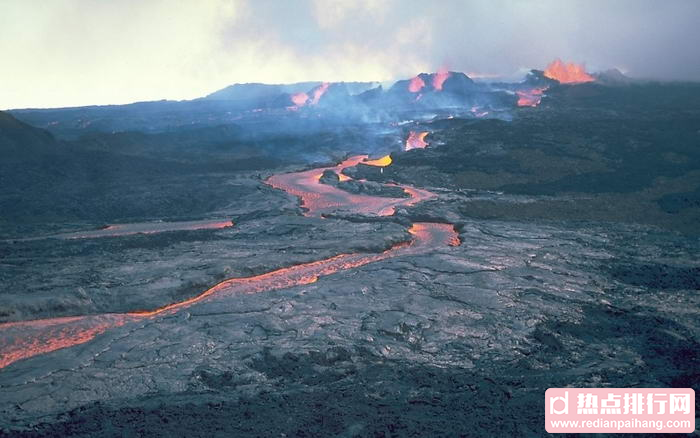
[516, 87, 547, 107]
[310, 82, 330, 105]
[55, 219, 233, 240]
[433, 68, 450, 91]
[0, 314, 132, 369]
[363, 155, 392, 167]
[408, 76, 425, 93]
[544, 59, 594, 84]
[266, 155, 435, 216]
[0, 157, 457, 370]
[0, 220, 456, 369]
[291, 92, 309, 107]
[405, 131, 429, 151]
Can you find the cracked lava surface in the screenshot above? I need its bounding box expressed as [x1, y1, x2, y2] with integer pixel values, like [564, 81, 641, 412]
[0, 158, 457, 369]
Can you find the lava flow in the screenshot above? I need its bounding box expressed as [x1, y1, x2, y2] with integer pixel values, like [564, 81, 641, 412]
[266, 155, 435, 216]
[290, 92, 309, 108]
[363, 155, 392, 167]
[544, 59, 594, 83]
[405, 131, 429, 150]
[0, 157, 457, 370]
[310, 82, 330, 105]
[516, 87, 547, 107]
[55, 219, 234, 240]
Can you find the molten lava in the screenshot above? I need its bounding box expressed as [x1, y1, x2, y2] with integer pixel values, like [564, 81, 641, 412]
[55, 219, 233, 240]
[0, 156, 459, 370]
[266, 155, 434, 217]
[310, 82, 330, 105]
[363, 155, 392, 167]
[470, 106, 489, 118]
[405, 131, 429, 151]
[433, 68, 450, 91]
[291, 92, 309, 107]
[408, 76, 425, 93]
[516, 87, 547, 107]
[544, 59, 594, 84]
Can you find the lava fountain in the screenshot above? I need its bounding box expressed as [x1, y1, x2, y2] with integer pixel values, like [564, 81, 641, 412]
[544, 59, 594, 83]
[290, 92, 309, 108]
[433, 68, 450, 91]
[405, 131, 429, 151]
[310, 82, 330, 105]
[408, 76, 425, 93]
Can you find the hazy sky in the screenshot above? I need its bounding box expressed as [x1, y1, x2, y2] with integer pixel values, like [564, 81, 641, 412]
[2, 0, 699, 109]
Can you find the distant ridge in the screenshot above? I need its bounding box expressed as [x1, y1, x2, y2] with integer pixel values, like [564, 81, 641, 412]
[203, 81, 380, 101]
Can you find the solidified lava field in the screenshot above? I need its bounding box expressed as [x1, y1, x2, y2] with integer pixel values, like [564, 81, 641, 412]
[1, 76, 699, 437]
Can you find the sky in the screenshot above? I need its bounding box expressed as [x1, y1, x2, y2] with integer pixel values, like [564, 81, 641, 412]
[2, 0, 699, 109]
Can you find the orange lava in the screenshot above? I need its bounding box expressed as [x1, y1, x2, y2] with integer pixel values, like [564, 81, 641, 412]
[266, 155, 435, 217]
[291, 92, 309, 107]
[363, 155, 392, 167]
[0, 157, 458, 370]
[544, 59, 594, 84]
[405, 131, 429, 151]
[516, 87, 547, 107]
[0, 221, 457, 369]
[56, 220, 233, 240]
[432, 68, 450, 91]
[310, 82, 330, 105]
[408, 76, 425, 93]
[0, 314, 132, 369]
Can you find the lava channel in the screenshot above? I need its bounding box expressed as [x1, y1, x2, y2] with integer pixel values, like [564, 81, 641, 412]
[0, 223, 457, 369]
[266, 155, 435, 216]
[0, 158, 456, 369]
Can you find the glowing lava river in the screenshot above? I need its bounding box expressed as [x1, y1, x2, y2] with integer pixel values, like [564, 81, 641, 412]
[0, 157, 459, 369]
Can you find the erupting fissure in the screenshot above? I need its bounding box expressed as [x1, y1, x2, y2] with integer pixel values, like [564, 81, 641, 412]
[0, 156, 458, 370]
[408, 76, 425, 93]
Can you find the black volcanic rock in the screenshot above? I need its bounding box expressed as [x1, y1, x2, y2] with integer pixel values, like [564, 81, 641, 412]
[593, 68, 636, 85]
[522, 69, 559, 88]
[441, 71, 478, 95]
[319, 169, 340, 185]
[357, 85, 383, 103]
[313, 83, 352, 107]
[0, 111, 57, 159]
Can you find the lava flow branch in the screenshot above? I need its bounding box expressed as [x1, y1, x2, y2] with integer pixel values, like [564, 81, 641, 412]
[266, 155, 435, 217]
